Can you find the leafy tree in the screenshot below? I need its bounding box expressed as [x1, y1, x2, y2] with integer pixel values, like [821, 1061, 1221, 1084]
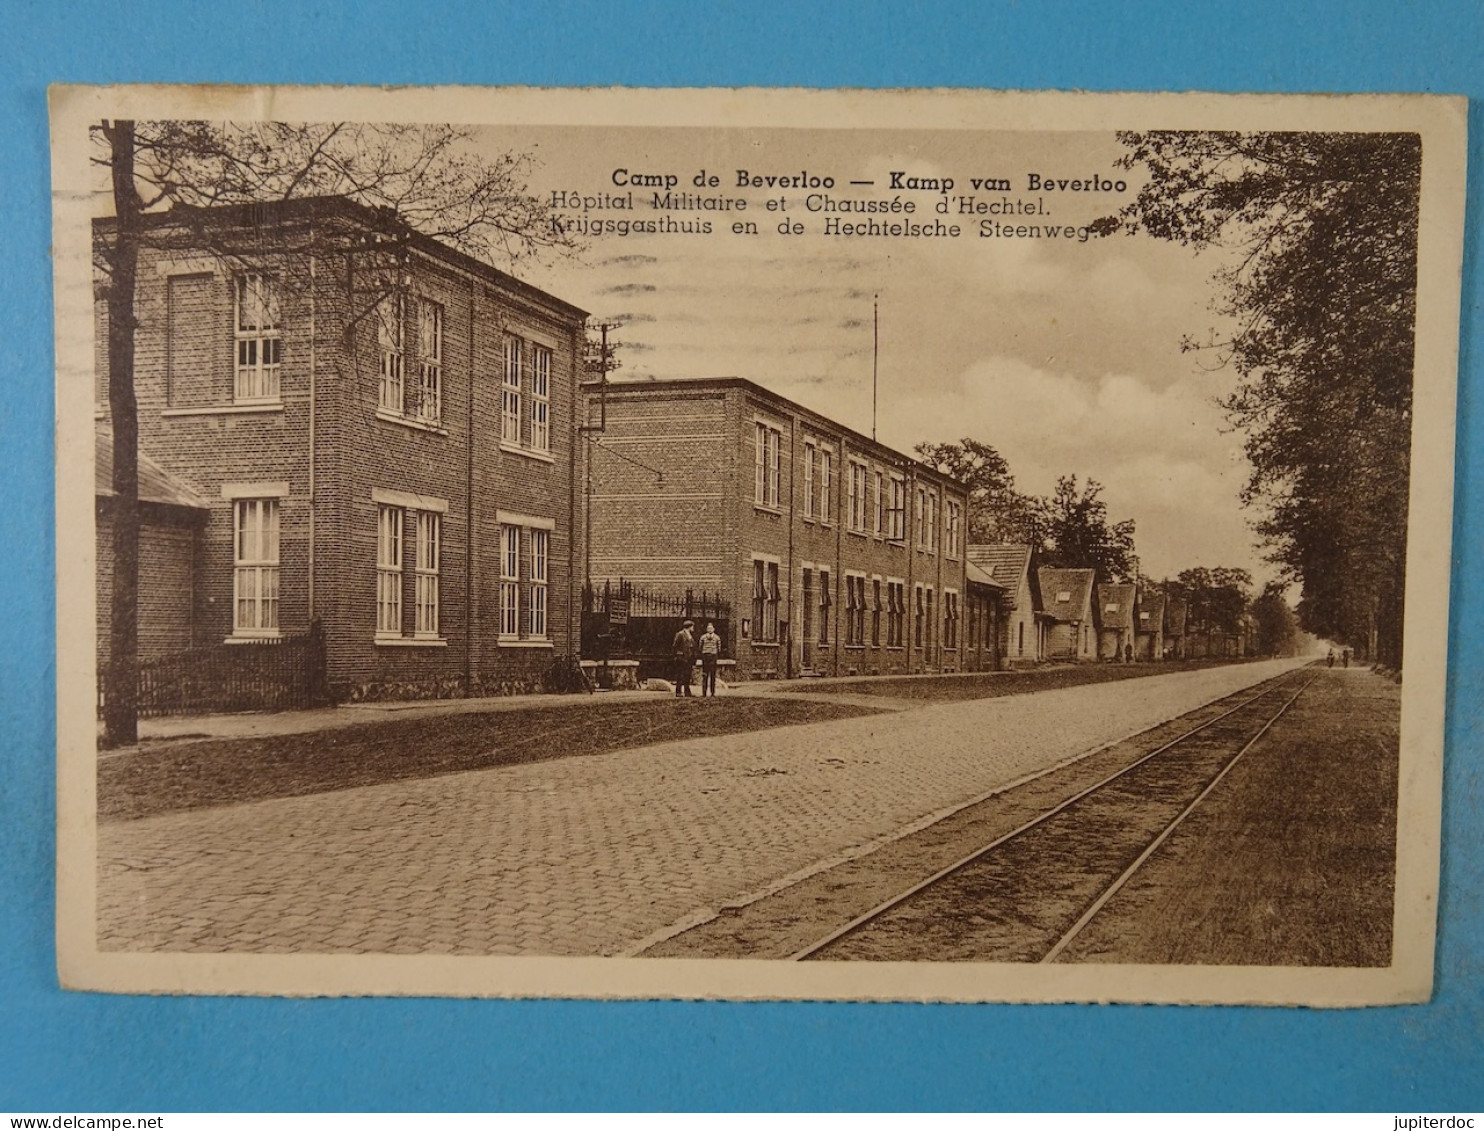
[1098, 131, 1419, 667]
[94, 120, 572, 746]
[1039, 475, 1136, 583]
[1161, 566, 1253, 637]
[1251, 581, 1301, 657]
[915, 438, 1043, 547]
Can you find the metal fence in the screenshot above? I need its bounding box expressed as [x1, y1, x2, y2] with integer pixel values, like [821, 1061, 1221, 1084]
[582, 580, 731, 678]
[100, 620, 330, 718]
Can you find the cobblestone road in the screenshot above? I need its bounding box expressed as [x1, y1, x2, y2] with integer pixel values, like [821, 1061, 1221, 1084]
[99, 658, 1308, 956]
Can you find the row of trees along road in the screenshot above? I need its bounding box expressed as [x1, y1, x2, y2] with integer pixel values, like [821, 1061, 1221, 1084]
[923, 131, 1418, 670]
[1093, 131, 1420, 670]
[95, 120, 574, 747]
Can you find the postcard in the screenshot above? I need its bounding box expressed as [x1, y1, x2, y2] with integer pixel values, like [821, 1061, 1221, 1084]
[51, 85, 1466, 1003]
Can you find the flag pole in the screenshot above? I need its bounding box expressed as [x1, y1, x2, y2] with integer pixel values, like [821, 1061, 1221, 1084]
[872, 293, 879, 441]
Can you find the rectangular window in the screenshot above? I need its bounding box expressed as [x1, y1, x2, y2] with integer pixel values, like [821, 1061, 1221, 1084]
[413, 511, 440, 637]
[530, 528, 549, 638]
[752, 559, 766, 641]
[233, 498, 280, 635]
[887, 581, 905, 647]
[530, 345, 551, 453]
[767, 562, 780, 641]
[819, 449, 832, 523]
[378, 295, 405, 415]
[871, 579, 882, 646]
[844, 577, 857, 646]
[845, 576, 866, 646]
[944, 591, 959, 649]
[818, 568, 831, 645]
[849, 462, 868, 532]
[803, 443, 816, 518]
[769, 430, 781, 507]
[755, 423, 781, 507]
[751, 559, 780, 643]
[415, 300, 443, 425]
[926, 587, 936, 652]
[914, 585, 925, 649]
[500, 525, 521, 637]
[502, 337, 523, 445]
[927, 491, 939, 552]
[889, 476, 906, 541]
[946, 500, 962, 558]
[376, 505, 403, 637]
[873, 470, 884, 536]
[234, 275, 281, 403]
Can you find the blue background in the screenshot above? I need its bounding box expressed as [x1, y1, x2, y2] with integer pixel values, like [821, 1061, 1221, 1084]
[2, 0, 1480, 1111]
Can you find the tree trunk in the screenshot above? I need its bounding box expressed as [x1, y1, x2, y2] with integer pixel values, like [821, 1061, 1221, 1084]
[102, 120, 141, 748]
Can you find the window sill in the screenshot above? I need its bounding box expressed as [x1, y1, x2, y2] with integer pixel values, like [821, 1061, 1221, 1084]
[846, 529, 869, 539]
[843, 644, 867, 651]
[747, 640, 780, 648]
[375, 635, 448, 647]
[224, 632, 282, 644]
[497, 637, 554, 649]
[753, 503, 783, 517]
[500, 442, 556, 464]
[164, 403, 284, 418]
[376, 409, 448, 436]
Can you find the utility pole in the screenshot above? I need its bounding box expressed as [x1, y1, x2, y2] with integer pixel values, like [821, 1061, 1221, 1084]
[872, 293, 879, 442]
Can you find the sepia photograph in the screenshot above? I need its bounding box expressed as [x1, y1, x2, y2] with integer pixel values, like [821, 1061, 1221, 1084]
[51, 85, 1465, 1003]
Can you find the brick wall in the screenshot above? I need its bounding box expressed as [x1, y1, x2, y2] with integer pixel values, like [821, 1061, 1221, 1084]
[96, 503, 201, 668]
[587, 379, 971, 680]
[96, 211, 583, 704]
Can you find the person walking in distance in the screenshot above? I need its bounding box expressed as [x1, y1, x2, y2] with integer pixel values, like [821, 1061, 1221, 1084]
[1327, 647, 1335, 668]
[673, 619, 697, 697]
[699, 621, 722, 697]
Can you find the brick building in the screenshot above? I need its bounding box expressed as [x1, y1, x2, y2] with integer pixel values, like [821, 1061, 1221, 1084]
[95, 428, 208, 670]
[95, 197, 586, 703]
[583, 377, 974, 680]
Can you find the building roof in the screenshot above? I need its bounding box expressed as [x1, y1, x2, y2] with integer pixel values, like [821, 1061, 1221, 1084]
[1165, 597, 1189, 635]
[967, 543, 1034, 588]
[1096, 583, 1137, 630]
[965, 560, 1007, 591]
[95, 427, 208, 510]
[1137, 593, 1168, 635]
[598, 376, 968, 496]
[95, 195, 589, 323]
[1037, 567, 1095, 623]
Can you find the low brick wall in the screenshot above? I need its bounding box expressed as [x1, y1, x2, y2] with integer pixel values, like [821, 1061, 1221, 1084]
[581, 659, 641, 691]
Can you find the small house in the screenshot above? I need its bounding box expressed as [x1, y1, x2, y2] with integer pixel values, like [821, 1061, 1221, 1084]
[1096, 582, 1137, 661]
[968, 543, 1043, 664]
[1038, 567, 1098, 661]
[1135, 592, 1167, 661]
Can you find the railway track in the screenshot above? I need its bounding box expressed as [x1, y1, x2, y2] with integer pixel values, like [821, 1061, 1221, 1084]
[789, 666, 1321, 963]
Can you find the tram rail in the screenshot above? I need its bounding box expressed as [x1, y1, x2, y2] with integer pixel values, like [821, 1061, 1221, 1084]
[790, 666, 1320, 963]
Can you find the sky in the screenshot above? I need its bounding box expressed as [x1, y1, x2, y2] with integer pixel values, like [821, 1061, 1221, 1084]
[490, 124, 1264, 584]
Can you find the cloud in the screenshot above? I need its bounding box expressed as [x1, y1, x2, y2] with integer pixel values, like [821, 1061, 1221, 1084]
[872, 355, 1263, 580]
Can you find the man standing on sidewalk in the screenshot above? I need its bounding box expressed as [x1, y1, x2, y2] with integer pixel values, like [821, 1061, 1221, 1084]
[673, 620, 697, 697]
[698, 622, 722, 697]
